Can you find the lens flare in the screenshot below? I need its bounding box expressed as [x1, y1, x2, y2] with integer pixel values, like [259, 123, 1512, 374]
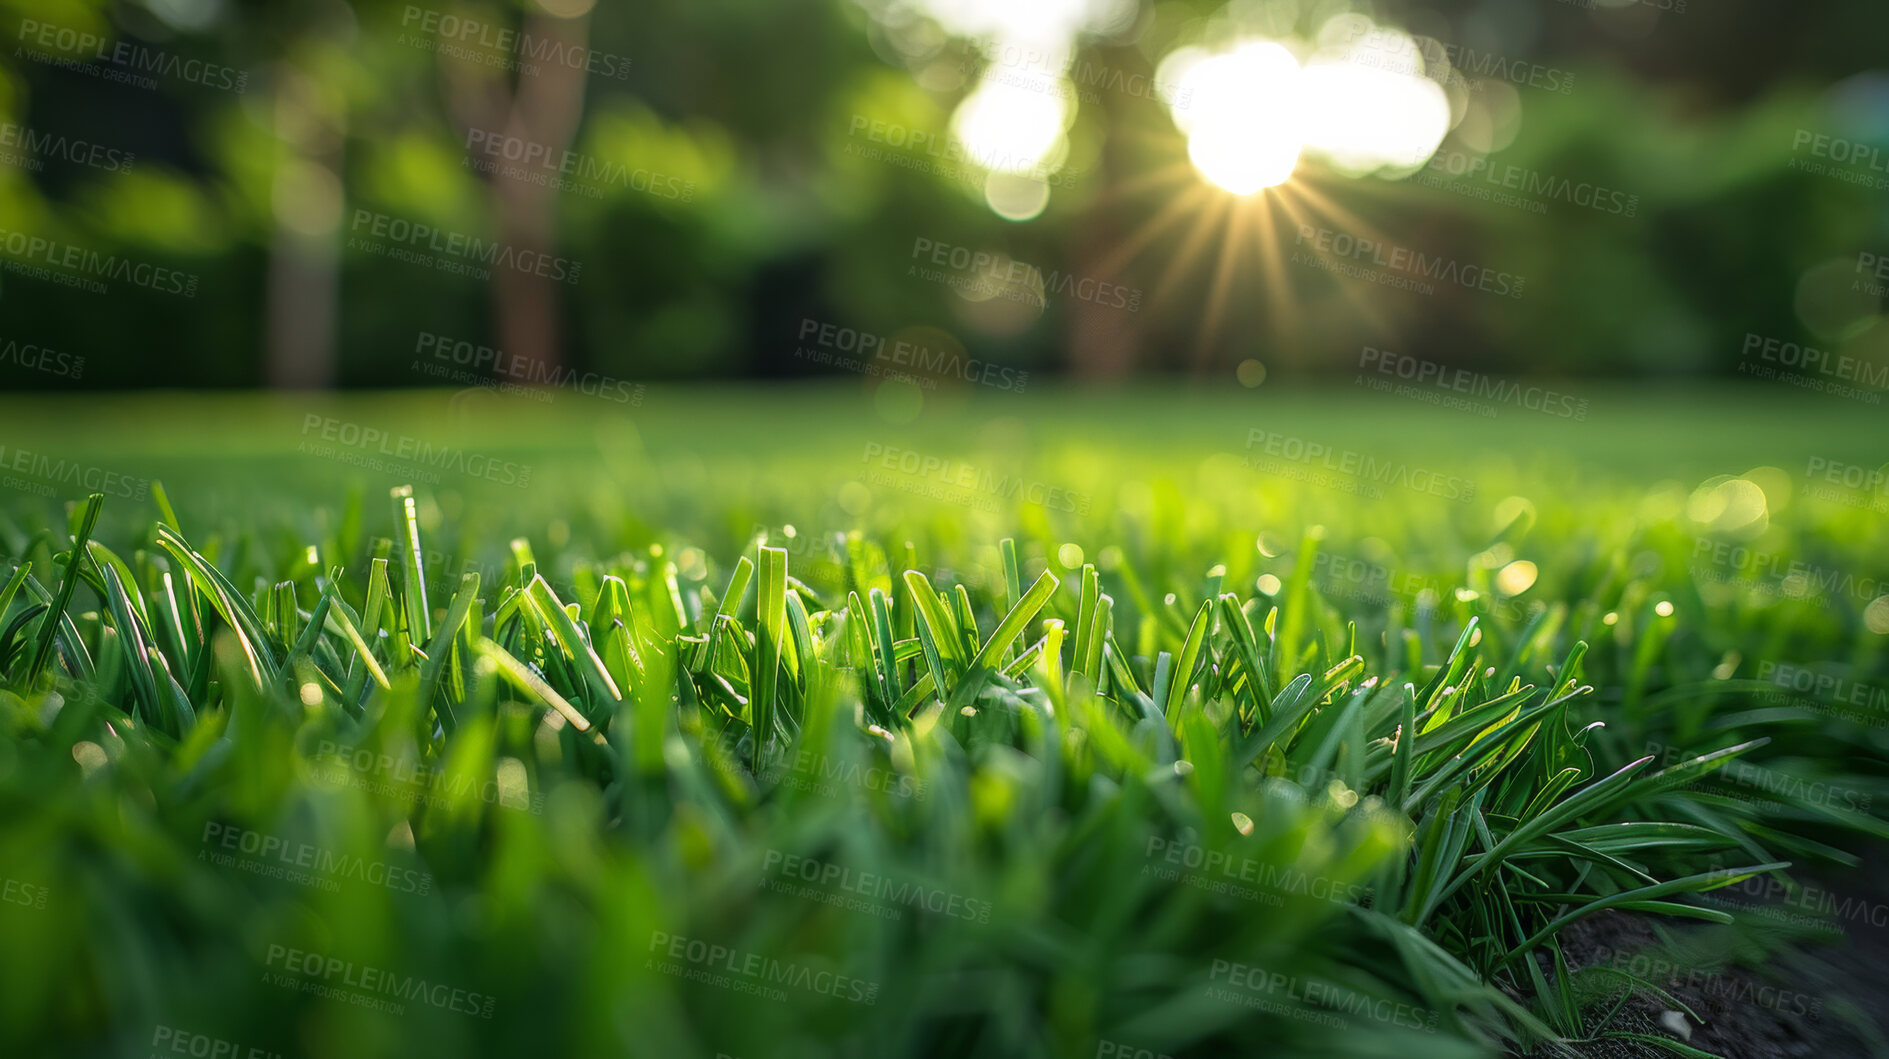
[1163, 19, 1456, 193]
[1299, 59, 1451, 175]
[1173, 41, 1304, 194]
[951, 72, 1069, 176]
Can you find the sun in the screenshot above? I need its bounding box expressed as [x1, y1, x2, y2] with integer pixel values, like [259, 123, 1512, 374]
[1168, 41, 1306, 194]
[1082, 23, 1461, 357]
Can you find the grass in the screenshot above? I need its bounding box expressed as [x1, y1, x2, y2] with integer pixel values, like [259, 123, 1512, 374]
[0, 386, 1884, 1059]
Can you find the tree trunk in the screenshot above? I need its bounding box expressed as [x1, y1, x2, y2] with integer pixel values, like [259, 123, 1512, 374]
[265, 63, 344, 389]
[438, 11, 594, 380]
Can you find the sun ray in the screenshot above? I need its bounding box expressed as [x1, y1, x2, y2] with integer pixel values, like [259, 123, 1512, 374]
[1248, 192, 1298, 335]
[1268, 189, 1399, 336]
[1285, 178, 1398, 254]
[1099, 158, 1203, 205]
[1117, 20, 1465, 371]
[1150, 191, 1233, 312]
[1195, 196, 1252, 367]
[1094, 175, 1214, 277]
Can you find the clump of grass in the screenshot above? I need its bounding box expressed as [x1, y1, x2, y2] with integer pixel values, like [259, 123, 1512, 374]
[0, 475, 1881, 1059]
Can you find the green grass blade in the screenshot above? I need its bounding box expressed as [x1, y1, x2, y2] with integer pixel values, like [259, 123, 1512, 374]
[27, 493, 104, 682]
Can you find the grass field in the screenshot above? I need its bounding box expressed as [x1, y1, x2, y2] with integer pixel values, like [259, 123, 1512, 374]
[0, 385, 1885, 1059]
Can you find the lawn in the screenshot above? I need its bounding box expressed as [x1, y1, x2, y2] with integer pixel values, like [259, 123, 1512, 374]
[0, 384, 1884, 1059]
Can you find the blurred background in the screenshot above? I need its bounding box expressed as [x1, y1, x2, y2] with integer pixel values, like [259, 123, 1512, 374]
[0, 0, 1885, 392]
